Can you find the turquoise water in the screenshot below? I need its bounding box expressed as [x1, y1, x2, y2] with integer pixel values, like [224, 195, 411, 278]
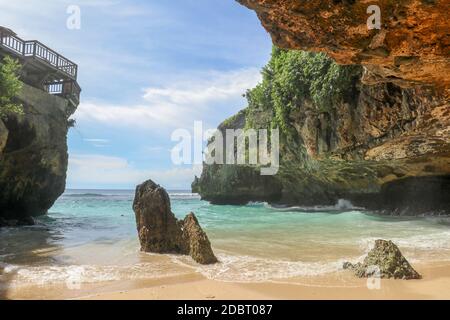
[1, 190, 450, 288]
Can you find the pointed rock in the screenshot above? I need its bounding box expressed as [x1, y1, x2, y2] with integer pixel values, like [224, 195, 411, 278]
[133, 179, 217, 265]
[182, 213, 218, 265]
[133, 180, 185, 254]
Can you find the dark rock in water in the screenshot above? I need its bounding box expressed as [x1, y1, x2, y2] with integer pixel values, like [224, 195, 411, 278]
[133, 179, 217, 265]
[182, 213, 218, 265]
[0, 216, 35, 228]
[343, 240, 421, 280]
[19, 216, 35, 226]
[358, 175, 450, 216]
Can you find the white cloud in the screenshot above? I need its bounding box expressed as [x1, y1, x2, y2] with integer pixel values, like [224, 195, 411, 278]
[84, 138, 109, 143]
[67, 154, 202, 189]
[72, 68, 261, 130]
[143, 69, 259, 105]
[83, 138, 110, 148]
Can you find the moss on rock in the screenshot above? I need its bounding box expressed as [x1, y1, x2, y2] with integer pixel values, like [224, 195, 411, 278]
[343, 240, 421, 279]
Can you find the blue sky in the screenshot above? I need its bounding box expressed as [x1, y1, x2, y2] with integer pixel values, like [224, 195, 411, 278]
[0, 0, 272, 189]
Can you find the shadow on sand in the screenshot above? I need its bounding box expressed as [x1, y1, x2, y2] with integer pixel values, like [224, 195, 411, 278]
[0, 222, 62, 299]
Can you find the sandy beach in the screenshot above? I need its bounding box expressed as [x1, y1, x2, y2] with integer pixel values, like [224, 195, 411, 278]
[80, 261, 450, 300]
[2, 261, 449, 300]
[2, 191, 450, 301]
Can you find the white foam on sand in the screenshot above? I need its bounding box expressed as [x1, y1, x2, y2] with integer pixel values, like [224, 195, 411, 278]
[171, 252, 351, 283]
[0, 262, 191, 289]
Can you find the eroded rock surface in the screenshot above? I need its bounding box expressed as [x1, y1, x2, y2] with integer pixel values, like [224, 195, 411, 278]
[182, 213, 218, 265]
[192, 110, 283, 205]
[237, 0, 450, 87]
[0, 83, 76, 223]
[343, 239, 421, 279]
[133, 180, 185, 253]
[133, 179, 217, 265]
[193, 48, 449, 214]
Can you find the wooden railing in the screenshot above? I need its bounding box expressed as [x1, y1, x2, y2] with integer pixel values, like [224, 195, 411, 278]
[0, 32, 78, 79]
[44, 80, 81, 105]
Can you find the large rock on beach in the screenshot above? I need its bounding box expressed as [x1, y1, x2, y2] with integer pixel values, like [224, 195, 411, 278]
[343, 239, 421, 279]
[133, 179, 217, 265]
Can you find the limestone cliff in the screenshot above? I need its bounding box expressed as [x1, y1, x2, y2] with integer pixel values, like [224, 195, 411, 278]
[193, 49, 450, 215]
[192, 110, 283, 205]
[0, 83, 76, 225]
[194, 1, 449, 214]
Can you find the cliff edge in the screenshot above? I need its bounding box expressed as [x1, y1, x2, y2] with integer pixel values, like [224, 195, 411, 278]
[0, 83, 76, 225]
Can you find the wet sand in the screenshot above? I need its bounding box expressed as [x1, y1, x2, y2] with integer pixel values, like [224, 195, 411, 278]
[3, 261, 450, 300]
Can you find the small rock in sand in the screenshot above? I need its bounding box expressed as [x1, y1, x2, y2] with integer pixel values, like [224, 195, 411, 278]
[343, 239, 421, 279]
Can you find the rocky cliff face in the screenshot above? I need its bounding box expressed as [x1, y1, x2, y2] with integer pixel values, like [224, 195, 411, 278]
[194, 1, 449, 214]
[237, 0, 450, 88]
[0, 83, 75, 225]
[193, 48, 450, 214]
[192, 111, 283, 205]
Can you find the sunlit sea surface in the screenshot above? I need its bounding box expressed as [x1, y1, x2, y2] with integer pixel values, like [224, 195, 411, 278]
[1, 189, 450, 290]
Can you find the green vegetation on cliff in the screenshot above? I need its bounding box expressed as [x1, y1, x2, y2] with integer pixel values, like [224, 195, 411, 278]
[196, 46, 450, 214]
[245, 47, 361, 135]
[0, 56, 23, 119]
[194, 49, 370, 205]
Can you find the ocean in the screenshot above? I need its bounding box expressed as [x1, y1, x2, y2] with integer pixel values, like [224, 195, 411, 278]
[1, 189, 450, 292]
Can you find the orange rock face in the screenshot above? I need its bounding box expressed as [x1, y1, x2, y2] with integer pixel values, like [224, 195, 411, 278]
[237, 0, 450, 87]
